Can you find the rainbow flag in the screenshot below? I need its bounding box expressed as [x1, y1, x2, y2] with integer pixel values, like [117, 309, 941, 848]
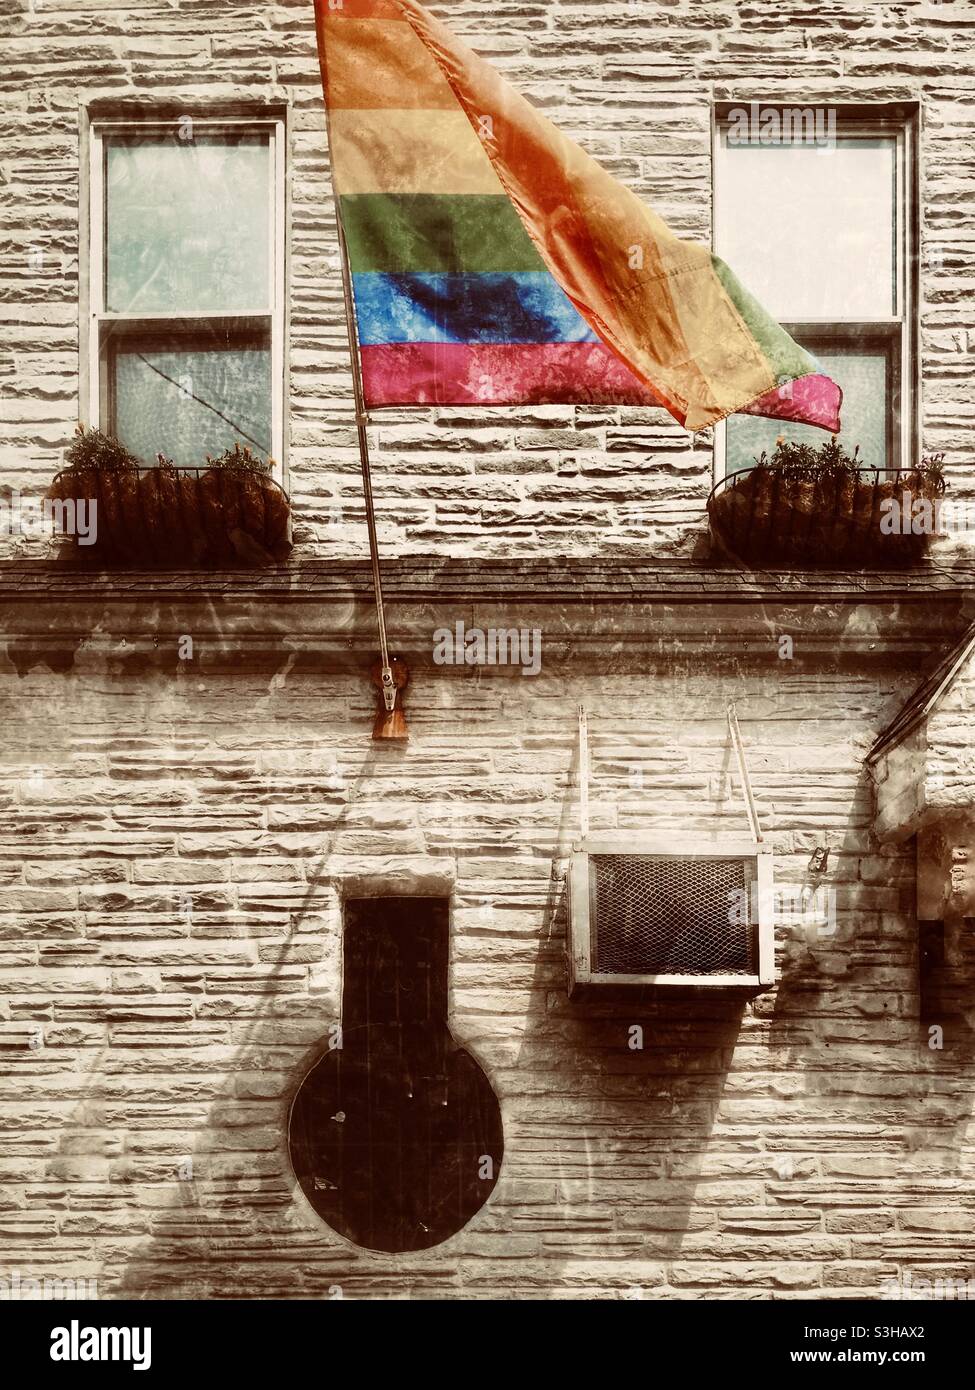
[314, 0, 841, 434]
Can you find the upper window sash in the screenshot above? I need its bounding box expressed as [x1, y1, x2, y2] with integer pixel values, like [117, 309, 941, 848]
[713, 112, 910, 326]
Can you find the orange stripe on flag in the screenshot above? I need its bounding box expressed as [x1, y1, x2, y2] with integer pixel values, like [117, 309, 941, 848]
[321, 19, 457, 110]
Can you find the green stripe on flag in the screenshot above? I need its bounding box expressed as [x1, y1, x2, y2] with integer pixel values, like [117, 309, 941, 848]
[710, 254, 815, 386]
[339, 193, 546, 273]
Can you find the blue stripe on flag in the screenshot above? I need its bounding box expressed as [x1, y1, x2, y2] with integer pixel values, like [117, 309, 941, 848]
[351, 271, 598, 346]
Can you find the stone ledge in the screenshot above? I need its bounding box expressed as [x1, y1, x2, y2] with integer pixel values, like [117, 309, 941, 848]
[0, 557, 974, 605]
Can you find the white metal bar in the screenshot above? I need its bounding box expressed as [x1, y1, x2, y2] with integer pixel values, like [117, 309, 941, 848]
[900, 119, 916, 473]
[567, 851, 591, 992]
[88, 126, 104, 429]
[270, 117, 286, 481]
[97, 310, 273, 322]
[756, 849, 776, 985]
[579, 834, 761, 856]
[578, 705, 589, 840]
[728, 702, 764, 843]
[586, 972, 766, 989]
[89, 118, 278, 132]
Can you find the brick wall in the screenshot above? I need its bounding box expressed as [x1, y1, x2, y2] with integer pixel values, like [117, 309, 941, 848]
[930, 649, 975, 812]
[2, 0, 975, 1301]
[1, 0, 975, 559]
[0, 582, 972, 1299]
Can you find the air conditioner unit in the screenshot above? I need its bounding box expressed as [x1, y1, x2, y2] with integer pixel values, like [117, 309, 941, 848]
[567, 836, 774, 994]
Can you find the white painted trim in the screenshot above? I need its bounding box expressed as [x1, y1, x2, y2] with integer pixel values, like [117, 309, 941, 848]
[86, 115, 285, 481]
[567, 851, 591, 992]
[78, 105, 92, 431]
[98, 310, 273, 322]
[87, 123, 104, 431]
[577, 705, 589, 840]
[898, 118, 917, 472]
[270, 116, 286, 484]
[585, 973, 765, 989]
[566, 843, 776, 995]
[756, 848, 776, 986]
[575, 835, 764, 856]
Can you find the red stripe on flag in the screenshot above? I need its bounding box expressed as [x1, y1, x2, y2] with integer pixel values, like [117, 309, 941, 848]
[360, 341, 668, 409]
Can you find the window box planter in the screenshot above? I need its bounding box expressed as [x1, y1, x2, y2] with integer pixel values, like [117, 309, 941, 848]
[707, 449, 946, 568]
[47, 435, 292, 567]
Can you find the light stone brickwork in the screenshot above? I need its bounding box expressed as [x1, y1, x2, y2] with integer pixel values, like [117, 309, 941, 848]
[1, 1, 975, 558]
[0, 0, 974, 1300]
[0, 580, 972, 1298]
[929, 651, 975, 813]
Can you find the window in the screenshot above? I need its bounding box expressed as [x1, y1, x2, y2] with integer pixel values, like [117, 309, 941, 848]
[86, 116, 285, 474]
[713, 106, 916, 478]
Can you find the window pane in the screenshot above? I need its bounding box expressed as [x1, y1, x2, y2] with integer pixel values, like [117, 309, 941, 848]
[106, 132, 271, 313]
[113, 344, 271, 467]
[726, 350, 889, 474]
[715, 133, 897, 319]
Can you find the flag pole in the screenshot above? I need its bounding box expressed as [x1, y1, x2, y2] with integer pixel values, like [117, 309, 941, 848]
[335, 215, 408, 739]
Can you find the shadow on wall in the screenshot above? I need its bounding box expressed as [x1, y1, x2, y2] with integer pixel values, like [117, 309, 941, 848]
[107, 731, 437, 1299]
[18, 652, 975, 1300]
[437, 702, 749, 1300]
[6, 644, 431, 1301]
[501, 940, 749, 1300]
[104, 666, 745, 1300]
[767, 766, 975, 1292]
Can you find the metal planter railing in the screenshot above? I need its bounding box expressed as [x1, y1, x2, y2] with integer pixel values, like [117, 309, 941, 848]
[706, 465, 944, 567]
[46, 463, 293, 567]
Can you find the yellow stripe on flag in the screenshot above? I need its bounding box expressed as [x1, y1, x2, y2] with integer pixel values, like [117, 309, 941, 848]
[329, 109, 503, 195]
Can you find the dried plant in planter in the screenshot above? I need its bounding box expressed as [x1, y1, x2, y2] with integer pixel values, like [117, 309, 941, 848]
[708, 436, 947, 566]
[204, 442, 272, 476]
[63, 425, 141, 473]
[49, 425, 144, 563]
[48, 426, 292, 567]
[200, 443, 292, 566]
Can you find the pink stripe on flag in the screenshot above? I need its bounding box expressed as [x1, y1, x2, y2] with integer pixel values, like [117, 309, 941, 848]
[360, 341, 667, 409]
[739, 373, 842, 435]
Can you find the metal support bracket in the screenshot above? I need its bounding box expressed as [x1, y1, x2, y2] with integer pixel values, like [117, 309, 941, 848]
[578, 705, 590, 840]
[579, 704, 763, 844]
[728, 702, 764, 843]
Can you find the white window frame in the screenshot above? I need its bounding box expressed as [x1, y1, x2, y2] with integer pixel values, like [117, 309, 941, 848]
[711, 106, 917, 483]
[85, 115, 286, 481]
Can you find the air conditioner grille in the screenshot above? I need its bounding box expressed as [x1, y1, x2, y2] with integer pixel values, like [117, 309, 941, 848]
[590, 854, 756, 976]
